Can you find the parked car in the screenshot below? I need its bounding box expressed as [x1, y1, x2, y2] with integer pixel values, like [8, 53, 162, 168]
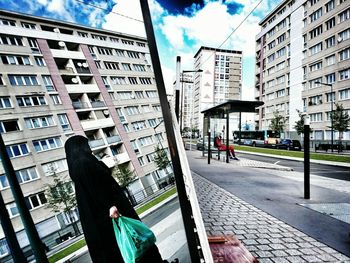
[276, 139, 301, 151]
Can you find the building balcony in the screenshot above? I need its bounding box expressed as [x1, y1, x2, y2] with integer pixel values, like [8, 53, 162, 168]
[88, 138, 105, 148]
[66, 84, 100, 93]
[106, 135, 122, 144]
[51, 49, 85, 60]
[80, 117, 115, 130]
[91, 101, 106, 108]
[73, 101, 89, 109]
[114, 152, 130, 165]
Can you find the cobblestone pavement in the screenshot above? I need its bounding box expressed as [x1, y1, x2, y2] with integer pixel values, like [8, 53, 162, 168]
[193, 173, 350, 263]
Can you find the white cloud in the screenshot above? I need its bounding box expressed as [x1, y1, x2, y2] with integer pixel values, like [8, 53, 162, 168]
[47, 0, 74, 21]
[102, 0, 145, 37]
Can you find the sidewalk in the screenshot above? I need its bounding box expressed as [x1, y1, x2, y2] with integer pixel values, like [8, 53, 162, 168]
[188, 150, 350, 262]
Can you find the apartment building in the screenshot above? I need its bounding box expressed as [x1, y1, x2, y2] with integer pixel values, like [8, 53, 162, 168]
[193, 46, 242, 137]
[0, 9, 170, 259]
[255, 0, 350, 141]
[180, 73, 195, 133]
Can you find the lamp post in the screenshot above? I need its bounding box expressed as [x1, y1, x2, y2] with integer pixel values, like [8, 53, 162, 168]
[315, 81, 334, 152]
[180, 69, 203, 133]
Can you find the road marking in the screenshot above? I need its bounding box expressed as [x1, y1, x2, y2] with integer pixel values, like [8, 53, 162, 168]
[274, 161, 280, 165]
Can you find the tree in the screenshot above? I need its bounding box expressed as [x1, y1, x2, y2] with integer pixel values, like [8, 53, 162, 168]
[154, 144, 172, 185]
[294, 110, 313, 135]
[332, 103, 350, 151]
[45, 166, 80, 236]
[269, 110, 285, 134]
[112, 164, 136, 188]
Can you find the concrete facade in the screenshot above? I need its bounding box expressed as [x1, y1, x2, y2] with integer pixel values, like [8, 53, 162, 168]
[0, 9, 171, 259]
[255, 0, 350, 141]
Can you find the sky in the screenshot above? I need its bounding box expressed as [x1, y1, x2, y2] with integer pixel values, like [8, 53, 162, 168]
[0, 0, 282, 98]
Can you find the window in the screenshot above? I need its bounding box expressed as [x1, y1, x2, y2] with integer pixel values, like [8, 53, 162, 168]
[325, 0, 335, 12]
[117, 91, 133, 100]
[26, 192, 47, 210]
[325, 17, 335, 30]
[339, 7, 350, 23]
[0, 174, 9, 190]
[0, 19, 16, 26]
[309, 77, 323, 89]
[132, 121, 147, 131]
[91, 34, 106, 41]
[123, 124, 130, 132]
[268, 40, 276, 50]
[110, 37, 119, 43]
[21, 22, 37, 29]
[139, 136, 153, 146]
[276, 89, 285, 97]
[95, 61, 102, 69]
[339, 28, 350, 41]
[0, 120, 20, 133]
[115, 49, 125, 56]
[310, 61, 322, 72]
[50, 94, 62, 105]
[35, 57, 46, 66]
[325, 73, 336, 84]
[0, 97, 12, 108]
[42, 75, 55, 91]
[310, 42, 322, 55]
[15, 167, 39, 184]
[0, 75, 4, 86]
[140, 78, 152, 85]
[309, 25, 322, 39]
[137, 42, 146, 47]
[131, 140, 140, 154]
[310, 112, 323, 122]
[339, 68, 350, 80]
[267, 54, 275, 63]
[101, 76, 111, 90]
[9, 75, 38, 86]
[310, 8, 322, 22]
[339, 47, 350, 61]
[146, 91, 158, 98]
[0, 34, 23, 46]
[310, 0, 320, 6]
[58, 114, 71, 131]
[325, 36, 335, 48]
[97, 47, 113, 55]
[17, 96, 47, 107]
[116, 108, 126, 122]
[42, 159, 68, 176]
[326, 54, 336, 65]
[1, 55, 31, 65]
[148, 119, 157, 127]
[78, 31, 88, 37]
[309, 95, 323, 105]
[121, 39, 134, 45]
[111, 76, 126, 85]
[276, 75, 285, 84]
[153, 105, 162, 112]
[142, 105, 151, 112]
[267, 80, 275, 88]
[128, 77, 138, 84]
[33, 137, 62, 152]
[28, 38, 40, 53]
[339, 88, 350, 100]
[104, 61, 119, 70]
[138, 157, 145, 166]
[125, 106, 140, 115]
[6, 202, 19, 217]
[133, 64, 146, 71]
[127, 51, 140, 58]
[326, 92, 335, 102]
[122, 63, 132, 71]
[25, 116, 54, 129]
[6, 143, 29, 158]
[267, 67, 275, 75]
[276, 62, 285, 71]
[277, 33, 286, 44]
[135, 91, 144, 99]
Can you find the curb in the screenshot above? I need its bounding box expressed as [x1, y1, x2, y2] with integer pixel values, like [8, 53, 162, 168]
[139, 193, 178, 219]
[236, 150, 350, 168]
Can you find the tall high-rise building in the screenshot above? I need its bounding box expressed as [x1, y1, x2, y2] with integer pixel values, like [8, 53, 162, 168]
[0, 9, 171, 258]
[193, 47, 242, 137]
[255, 0, 350, 141]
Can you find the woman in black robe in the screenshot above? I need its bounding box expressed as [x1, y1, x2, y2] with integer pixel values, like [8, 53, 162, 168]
[65, 135, 164, 263]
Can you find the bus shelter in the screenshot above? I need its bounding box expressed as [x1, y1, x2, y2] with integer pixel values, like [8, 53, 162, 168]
[201, 100, 264, 164]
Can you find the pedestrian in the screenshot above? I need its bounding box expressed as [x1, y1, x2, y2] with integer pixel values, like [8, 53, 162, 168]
[64, 135, 165, 263]
[214, 134, 239, 160]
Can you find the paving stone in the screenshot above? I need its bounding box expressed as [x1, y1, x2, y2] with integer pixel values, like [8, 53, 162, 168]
[255, 250, 274, 258]
[285, 256, 307, 263]
[301, 255, 325, 262]
[297, 242, 314, 249]
[316, 253, 338, 261]
[257, 238, 270, 245]
[271, 257, 291, 263]
[282, 237, 298, 243]
[271, 250, 288, 257]
[242, 239, 259, 245]
[298, 248, 317, 255]
[258, 258, 274, 263]
[285, 249, 302, 256]
[257, 245, 272, 251]
[269, 243, 286, 250]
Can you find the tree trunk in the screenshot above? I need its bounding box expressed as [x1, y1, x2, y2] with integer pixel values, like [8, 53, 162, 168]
[68, 210, 80, 236]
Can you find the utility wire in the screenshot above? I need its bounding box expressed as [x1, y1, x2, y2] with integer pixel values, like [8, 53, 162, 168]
[73, 0, 144, 23]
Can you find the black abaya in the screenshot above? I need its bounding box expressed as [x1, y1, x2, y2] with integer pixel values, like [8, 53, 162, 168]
[65, 136, 163, 263]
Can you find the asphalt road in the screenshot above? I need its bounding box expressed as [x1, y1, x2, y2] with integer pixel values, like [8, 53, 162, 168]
[237, 152, 350, 181]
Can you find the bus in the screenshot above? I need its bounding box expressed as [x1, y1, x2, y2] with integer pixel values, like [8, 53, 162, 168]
[233, 130, 280, 147]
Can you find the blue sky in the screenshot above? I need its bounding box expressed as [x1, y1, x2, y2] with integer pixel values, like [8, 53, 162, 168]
[0, 0, 281, 97]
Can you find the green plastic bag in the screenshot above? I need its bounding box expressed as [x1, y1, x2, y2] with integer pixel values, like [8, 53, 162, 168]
[112, 216, 156, 263]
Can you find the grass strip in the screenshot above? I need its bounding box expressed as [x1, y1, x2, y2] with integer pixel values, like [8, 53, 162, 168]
[136, 186, 177, 215]
[48, 238, 86, 263]
[235, 145, 350, 163]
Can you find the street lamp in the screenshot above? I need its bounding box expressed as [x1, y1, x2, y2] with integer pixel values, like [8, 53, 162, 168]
[180, 69, 203, 133]
[315, 81, 334, 152]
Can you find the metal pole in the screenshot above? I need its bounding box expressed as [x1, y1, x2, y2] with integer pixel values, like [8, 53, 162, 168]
[175, 56, 181, 122]
[208, 130, 211, 164]
[304, 115, 310, 199]
[226, 110, 230, 163]
[0, 135, 48, 262]
[180, 73, 184, 132]
[331, 84, 334, 153]
[139, 2, 203, 261]
[0, 191, 27, 263]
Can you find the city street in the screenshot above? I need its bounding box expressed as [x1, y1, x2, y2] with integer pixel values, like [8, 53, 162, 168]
[71, 197, 189, 263]
[237, 152, 350, 181]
